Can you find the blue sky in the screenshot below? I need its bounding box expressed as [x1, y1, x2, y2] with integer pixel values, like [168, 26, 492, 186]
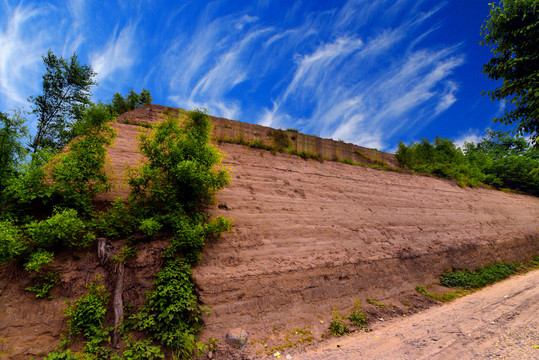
[0, 0, 508, 152]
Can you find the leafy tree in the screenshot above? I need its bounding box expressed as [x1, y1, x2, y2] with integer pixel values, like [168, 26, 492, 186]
[481, 0, 539, 145]
[0, 110, 28, 195]
[108, 89, 152, 116]
[29, 50, 97, 153]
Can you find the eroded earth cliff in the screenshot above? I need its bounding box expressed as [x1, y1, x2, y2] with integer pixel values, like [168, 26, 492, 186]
[0, 105, 537, 359]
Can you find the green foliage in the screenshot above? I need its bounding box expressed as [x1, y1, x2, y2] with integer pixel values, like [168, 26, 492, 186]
[29, 50, 97, 153]
[2, 150, 54, 217]
[130, 259, 203, 349]
[26, 208, 87, 248]
[26, 270, 60, 299]
[365, 298, 390, 307]
[348, 299, 367, 328]
[164, 213, 231, 264]
[328, 308, 349, 337]
[268, 129, 292, 150]
[396, 132, 539, 195]
[481, 0, 539, 144]
[45, 349, 93, 360]
[0, 219, 27, 264]
[120, 339, 164, 360]
[24, 248, 54, 272]
[63, 276, 110, 347]
[139, 218, 162, 237]
[46, 104, 116, 213]
[129, 109, 229, 213]
[108, 89, 152, 116]
[440, 262, 519, 289]
[415, 286, 461, 303]
[0, 110, 28, 196]
[111, 245, 138, 264]
[94, 198, 137, 240]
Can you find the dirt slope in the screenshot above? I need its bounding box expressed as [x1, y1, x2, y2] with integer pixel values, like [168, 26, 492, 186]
[0, 105, 538, 358]
[193, 142, 538, 357]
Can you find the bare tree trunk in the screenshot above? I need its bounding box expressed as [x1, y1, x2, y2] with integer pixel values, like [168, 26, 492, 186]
[112, 262, 125, 348]
[97, 237, 107, 265]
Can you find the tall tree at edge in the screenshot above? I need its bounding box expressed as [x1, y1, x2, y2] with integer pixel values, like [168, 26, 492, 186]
[480, 0, 539, 146]
[29, 50, 97, 153]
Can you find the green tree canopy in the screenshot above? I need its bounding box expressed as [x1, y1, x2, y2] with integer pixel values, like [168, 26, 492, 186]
[108, 89, 152, 116]
[481, 0, 539, 145]
[29, 50, 97, 153]
[0, 110, 28, 194]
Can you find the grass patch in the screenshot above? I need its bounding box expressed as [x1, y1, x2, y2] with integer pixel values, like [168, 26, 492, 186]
[415, 286, 466, 303]
[416, 257, 539, 303]
[366, 298, 391, 307]
[440, 262, 520, 289]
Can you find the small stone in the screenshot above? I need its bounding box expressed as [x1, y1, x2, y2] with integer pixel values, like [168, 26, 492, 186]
[431, 337, 439, 341]
[225, 328, 249, 349]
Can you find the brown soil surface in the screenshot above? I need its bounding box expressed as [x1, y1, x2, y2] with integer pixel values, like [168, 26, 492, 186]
[297, 269, 539, 360]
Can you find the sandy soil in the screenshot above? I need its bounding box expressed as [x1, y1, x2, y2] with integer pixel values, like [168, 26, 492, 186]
[297, 269, 539, 360]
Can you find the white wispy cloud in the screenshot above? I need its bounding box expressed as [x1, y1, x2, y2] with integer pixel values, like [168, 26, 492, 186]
[154, 0, 464, 151]
[0, 3, 51, 107]
[90, 23, 138, 84]
[255, 1, 463, 150]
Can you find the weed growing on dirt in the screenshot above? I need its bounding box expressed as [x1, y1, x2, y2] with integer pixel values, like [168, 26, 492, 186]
[25, 270, 60, 299]
[62, 276, 111, 354]
[111, 245, 137, 264]
[415, 286, 465, 303]
[366, 298, 391, 307]
[348, 299, 368, 328]
[329, 308, 349, 337]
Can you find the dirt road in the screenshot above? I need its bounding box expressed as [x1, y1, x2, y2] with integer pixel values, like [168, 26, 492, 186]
[297, 269, 539, 360]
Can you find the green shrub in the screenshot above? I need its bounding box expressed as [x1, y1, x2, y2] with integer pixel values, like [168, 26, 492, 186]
[139, 218, 162, 237]
[94, 198, 137, 239]
[268, 129, 291, 150]
[26, 270, 60, 298]
[46, 104, 116, 214]
[440, 262, 518, 289]
[44, 349, 93, 360]
[348, 299, 367, 328]
[63, 276, 110, 342]
[24, 248, 54, 272]
[26, 208, 86, 248]
[131, 259, 202, 348]
[111, 245, 137, 264]
[120, 339, 164, 360]
[328, 308, 349, 337]
[129, 109, 230, 213]
[0, 220, 27, 264]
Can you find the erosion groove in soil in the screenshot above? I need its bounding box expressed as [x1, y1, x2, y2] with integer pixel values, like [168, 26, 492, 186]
[0, 105, 537, 359]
